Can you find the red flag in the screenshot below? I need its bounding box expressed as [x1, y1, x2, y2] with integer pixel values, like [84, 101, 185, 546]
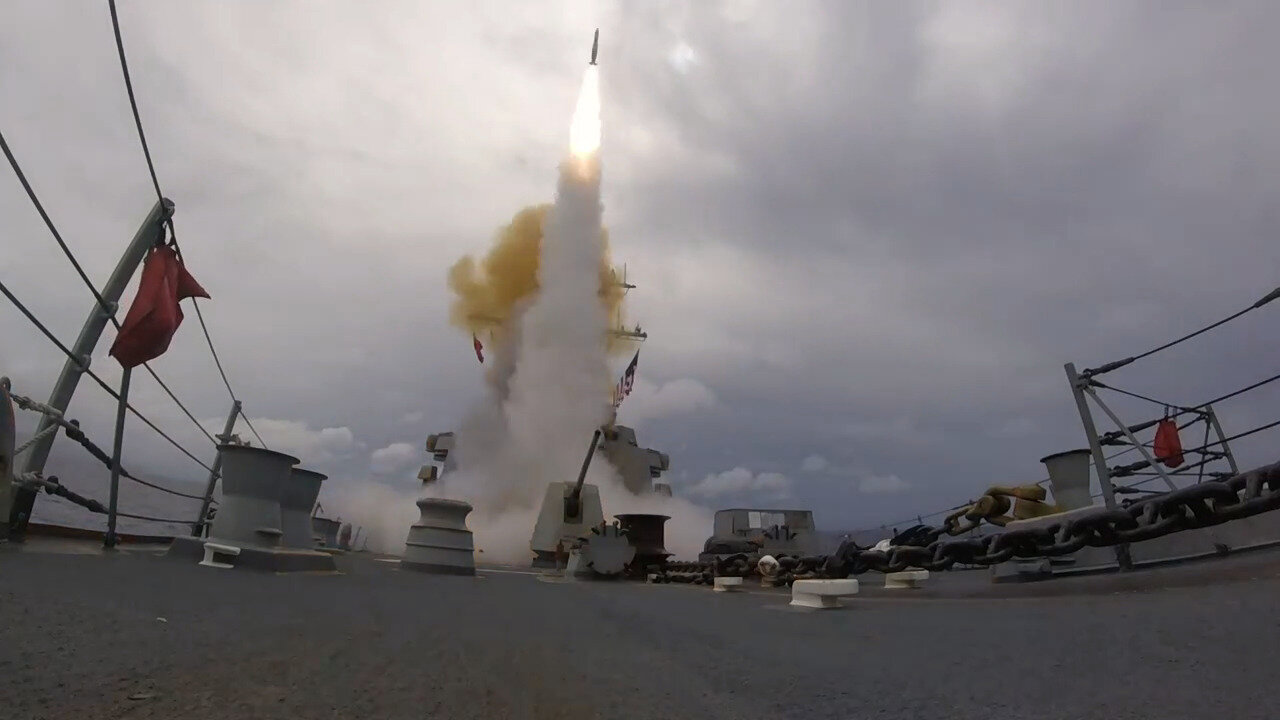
[473, 334, 484, 363]
[109, 245, 209, 369]
[1153, 418, 1184, 468]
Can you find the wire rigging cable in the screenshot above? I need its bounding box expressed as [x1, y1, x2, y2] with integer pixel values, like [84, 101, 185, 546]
[1088, 380, 1192, 412]
[239, 409, 268, 449]
[0, 131, 116, 319]
[1200, 371, 1280, 410]
[1208, 417, 1280, 449]
[116, 510, 191, 524]
[0, 277, 213, 474]
[1083, 285, 1280, 378]
[107, 0, 163, 205]
[106, 0, 270, 451]
[1, 129, 215, 447]
[9, 389, 218, 503]
[1091, 372, 1280, 420]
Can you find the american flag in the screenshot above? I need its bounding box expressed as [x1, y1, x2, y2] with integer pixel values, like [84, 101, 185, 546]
[620, 350, 638, 396]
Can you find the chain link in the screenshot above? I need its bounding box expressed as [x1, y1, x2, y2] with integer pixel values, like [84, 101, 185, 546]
[648, 460, 1280, 584]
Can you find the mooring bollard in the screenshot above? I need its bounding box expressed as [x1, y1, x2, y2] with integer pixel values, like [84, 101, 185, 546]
[165, 445, 336, 573]
[616, 513, 672, 573]
[1041, 449, 1094, 511]
[205, 445, 299, 549]
[402, 498, 476, 576]
[280, 468, 326, 549]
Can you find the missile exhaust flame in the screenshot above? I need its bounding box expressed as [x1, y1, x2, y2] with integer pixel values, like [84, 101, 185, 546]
[569, 66, 601, 164]
[333, 34, 714, 563]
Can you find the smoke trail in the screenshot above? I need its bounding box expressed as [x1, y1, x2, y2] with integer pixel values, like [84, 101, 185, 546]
[337, 67, 713, 564]
[414, 69, 614, 563]
[446, 205, 631, 358]
[427, 146, 616, 560]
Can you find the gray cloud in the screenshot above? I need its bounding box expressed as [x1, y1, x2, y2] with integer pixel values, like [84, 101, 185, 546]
[2, 1, 1278, 540]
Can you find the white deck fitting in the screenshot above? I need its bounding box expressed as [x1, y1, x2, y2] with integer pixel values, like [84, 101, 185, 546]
[884, 569, 929, 589]
[990, 558, 1053, 581]
[790, 578, 859, 609]
[199, 542, 241, 569]
[713, 576, 744, 592]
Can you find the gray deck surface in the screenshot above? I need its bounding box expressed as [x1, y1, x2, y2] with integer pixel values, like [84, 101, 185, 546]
[2, 543, 1279, 719]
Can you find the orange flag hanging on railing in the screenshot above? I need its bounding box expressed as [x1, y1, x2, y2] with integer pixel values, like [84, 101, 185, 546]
[1153, 417, 1185, 468]
[109, 244, 209, 369]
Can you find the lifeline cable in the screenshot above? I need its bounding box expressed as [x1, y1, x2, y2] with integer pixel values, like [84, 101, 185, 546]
[238, 408, 268, 449]
[1105, 418, 1279, 480]
[0, 278, 213, 474]
[106, 0, 270, 451]
[1, 128, 215, 446]
[1083, 284, 1280, 379]
[36, 479, 188, 524]
[1091, 371, 1280, 421]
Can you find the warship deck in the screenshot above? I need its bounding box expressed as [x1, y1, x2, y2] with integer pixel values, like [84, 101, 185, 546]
[2, 540, 1277, 720]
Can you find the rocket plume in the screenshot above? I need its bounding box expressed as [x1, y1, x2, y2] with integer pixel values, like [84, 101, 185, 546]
[445, 205, 630, 374]
[427, 67, 616, 562]
[339, 64, 712, 563]
[446, 67, 623, 370]
[569, 66, 602, 163]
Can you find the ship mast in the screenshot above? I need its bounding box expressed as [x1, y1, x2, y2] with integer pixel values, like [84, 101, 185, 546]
[606, 263, 645, 428]
[607, 263, 647, 342]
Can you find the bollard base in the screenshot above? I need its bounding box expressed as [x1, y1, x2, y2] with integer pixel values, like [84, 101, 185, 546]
[990, 558, 1053, 583]
[166, 535, 337, 573]
[713, 576, 744, 592]
[790, 579, 859, 608]
[884, 569, 929, 589]
[400, 559, 476, 576]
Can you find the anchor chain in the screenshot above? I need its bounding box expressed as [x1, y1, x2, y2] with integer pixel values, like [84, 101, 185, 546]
[648, 460, 1280, 583]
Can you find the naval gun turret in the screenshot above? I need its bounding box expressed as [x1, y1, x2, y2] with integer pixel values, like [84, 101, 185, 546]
[420, 425, 672, 499]
[529, 428, 610, 567]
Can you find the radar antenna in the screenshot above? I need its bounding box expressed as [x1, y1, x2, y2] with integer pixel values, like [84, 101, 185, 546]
[608, 264, 646, 342]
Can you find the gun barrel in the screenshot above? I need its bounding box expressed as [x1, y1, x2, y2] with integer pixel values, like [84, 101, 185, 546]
[570, 428, 603, 502]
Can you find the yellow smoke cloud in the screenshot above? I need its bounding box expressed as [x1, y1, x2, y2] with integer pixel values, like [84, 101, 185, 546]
[448, 204, 629, 354]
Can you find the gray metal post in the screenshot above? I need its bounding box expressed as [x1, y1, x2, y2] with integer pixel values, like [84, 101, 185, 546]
[1064, 363, 1132, 570]
[1083, 387, 1178, 492]
[1195, 412, 1213, 484]
[191, 399, 240, 537]
[1205, 405, 1239, 476]
[104, 367, 132, 549]
[9, 198, 172, 536]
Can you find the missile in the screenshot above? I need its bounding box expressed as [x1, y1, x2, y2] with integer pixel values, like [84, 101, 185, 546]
[590, 28, 599, 65]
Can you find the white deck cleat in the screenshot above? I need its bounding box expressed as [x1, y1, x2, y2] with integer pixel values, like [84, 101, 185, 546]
[713, 576, 744, 592]
[790, 578, 859, 609]
[884, 569, 929, 589]
[199, 542, 241, 569]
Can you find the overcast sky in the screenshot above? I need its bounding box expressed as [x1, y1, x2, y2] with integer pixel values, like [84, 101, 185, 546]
[3, 0, 1278, 535]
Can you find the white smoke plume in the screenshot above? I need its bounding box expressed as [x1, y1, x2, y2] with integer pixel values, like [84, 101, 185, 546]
[330, 69, 713, 563]
[424, 150, 616, 564]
